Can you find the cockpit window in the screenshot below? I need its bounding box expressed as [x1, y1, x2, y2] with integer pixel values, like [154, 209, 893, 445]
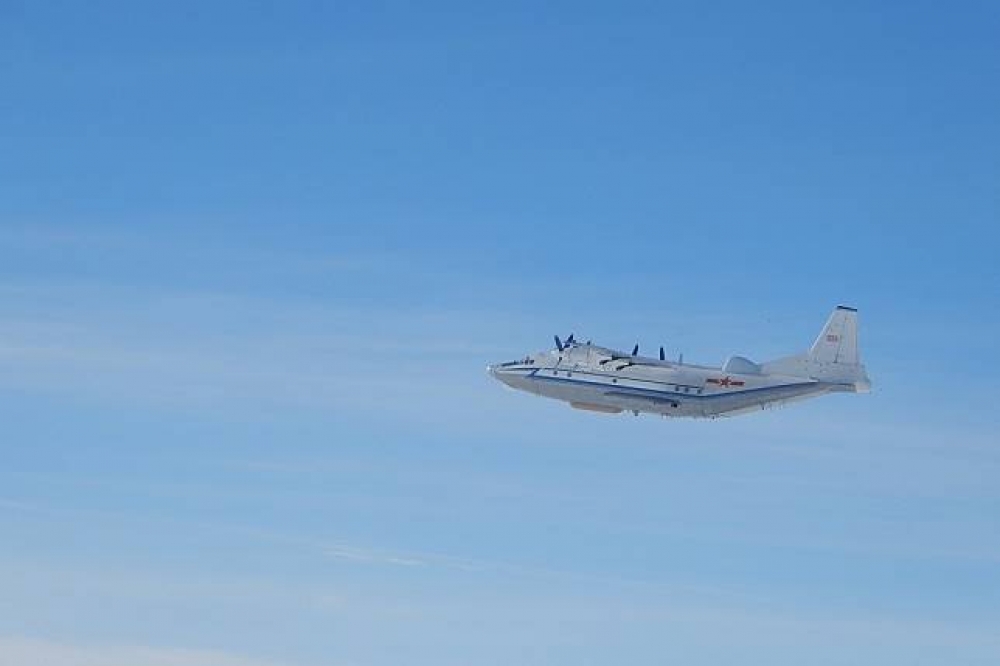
[499, 358, 535, 368]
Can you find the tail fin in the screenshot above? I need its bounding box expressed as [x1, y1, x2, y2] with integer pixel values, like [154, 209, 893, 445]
[810, 305, 859, 365]
[762, 306, 871, 392]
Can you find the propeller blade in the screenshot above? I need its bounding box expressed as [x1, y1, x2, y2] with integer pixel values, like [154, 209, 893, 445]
[659, 346, 665, 361]
[632, 343, 639, 356]
[566, 334, 575, 345]
[554, 335, 564, 352]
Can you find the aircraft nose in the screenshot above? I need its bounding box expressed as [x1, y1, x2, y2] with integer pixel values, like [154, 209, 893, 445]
[487, 362, 517, 387]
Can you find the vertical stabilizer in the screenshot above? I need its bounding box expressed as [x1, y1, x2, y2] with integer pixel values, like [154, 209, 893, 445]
[809, 305, 859, 365]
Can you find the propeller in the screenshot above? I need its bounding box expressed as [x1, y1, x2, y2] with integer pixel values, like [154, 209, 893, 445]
[554, 334, 576, 352]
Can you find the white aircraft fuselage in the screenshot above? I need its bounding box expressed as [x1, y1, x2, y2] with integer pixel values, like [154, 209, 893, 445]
[488, 306, 871, 419]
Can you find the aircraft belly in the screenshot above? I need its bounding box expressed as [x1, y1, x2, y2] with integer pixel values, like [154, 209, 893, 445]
[528, 374, 694, 417]
[531, 376, 609, 404]
[699, 383, 828, 416]
[516, 370, 830, 419]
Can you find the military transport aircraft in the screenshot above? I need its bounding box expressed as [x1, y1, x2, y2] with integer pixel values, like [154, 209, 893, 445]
[488, 306, 871, 418]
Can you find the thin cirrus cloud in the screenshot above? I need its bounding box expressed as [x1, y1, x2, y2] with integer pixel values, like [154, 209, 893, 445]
[0, 636, 300, 666]
[0, 497, 39, 512]
[325, 544, 425, 568]
[0, 280, 513, 420]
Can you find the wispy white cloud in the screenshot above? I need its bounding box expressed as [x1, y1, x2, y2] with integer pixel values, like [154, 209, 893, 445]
[0, 497, 39, 512]
[325, 544, 425, 567]
[0, 223, 382, 275]
[0, 283, 518, 425]
[0, 636, 299, 666]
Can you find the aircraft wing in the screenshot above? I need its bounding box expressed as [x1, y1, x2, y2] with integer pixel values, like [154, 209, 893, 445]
[598, 354, 673, 370]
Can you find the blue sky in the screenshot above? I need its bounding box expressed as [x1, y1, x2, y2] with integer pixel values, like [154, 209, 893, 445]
[1, 1, 999, 665]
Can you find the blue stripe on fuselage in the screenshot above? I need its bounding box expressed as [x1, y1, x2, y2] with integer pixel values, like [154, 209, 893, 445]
[526, 371, 815, 401]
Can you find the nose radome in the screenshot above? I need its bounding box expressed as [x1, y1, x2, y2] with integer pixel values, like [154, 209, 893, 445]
[488, 363, 522, 388]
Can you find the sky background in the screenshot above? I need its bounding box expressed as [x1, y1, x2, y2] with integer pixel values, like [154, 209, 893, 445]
[1, 1, 999, 665]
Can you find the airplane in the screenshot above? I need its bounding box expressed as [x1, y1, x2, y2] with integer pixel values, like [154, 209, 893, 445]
[488, 306, 871, 418]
